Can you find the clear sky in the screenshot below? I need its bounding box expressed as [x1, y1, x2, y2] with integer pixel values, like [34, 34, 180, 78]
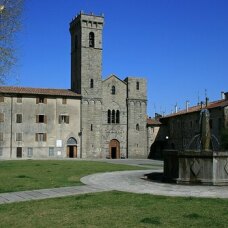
[11, 0, 228, 117]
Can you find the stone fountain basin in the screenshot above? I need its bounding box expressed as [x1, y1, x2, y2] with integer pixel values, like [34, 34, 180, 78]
[164, 150, 228, 186]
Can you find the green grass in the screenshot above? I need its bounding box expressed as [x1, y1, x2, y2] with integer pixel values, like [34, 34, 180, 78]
[0, 160, 147, 193]
[0, 191, 227, 227]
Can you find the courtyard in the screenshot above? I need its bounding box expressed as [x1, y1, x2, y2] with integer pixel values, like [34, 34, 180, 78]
[0, 159, 227, 227]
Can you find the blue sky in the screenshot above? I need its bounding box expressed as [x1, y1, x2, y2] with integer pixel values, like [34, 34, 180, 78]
[12, 0, 228, 117]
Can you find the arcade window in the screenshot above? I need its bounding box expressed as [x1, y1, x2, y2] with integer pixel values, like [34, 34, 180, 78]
[107, 110, 120, 124]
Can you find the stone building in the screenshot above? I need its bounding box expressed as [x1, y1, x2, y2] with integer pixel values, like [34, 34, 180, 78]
[0, 12, 148, 159]
[148, 92, 228, 158]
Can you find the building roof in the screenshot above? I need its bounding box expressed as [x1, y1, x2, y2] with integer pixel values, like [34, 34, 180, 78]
[0, 86, 81, 97]
[162, 98, 228, 119]
[147, 118, 162, 125]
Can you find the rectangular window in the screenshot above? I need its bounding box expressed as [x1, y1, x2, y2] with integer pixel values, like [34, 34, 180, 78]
[62, 97, 67, 104]
[36, 115, 47, 123]
[0, 113, 4, 122]
[17, 96, 22, 103]
[35, 133, 47, 142]
[0, 133, 3, 141]
[16, 114, 22, 123]
[0, 96, 4, 102]
[59, 115, 69, 124]
[27, 148, 33, 157]
[0, 148, 3, 156]
[16, 133, 22, 141]
[49, 147, 54, 156]
[16, 147, 22, 158]
[36, 97, 47, 104]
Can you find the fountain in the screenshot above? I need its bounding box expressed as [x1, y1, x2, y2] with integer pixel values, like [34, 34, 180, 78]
[163, 109, 228, 185]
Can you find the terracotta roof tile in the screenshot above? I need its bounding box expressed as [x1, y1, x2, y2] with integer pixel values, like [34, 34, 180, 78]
[0, 86, 80, 97]
[147, 118, 162, 125]
[162, 99, 228, 119]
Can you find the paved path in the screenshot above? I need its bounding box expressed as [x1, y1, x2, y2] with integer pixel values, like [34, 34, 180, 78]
[81, 170, 228, 199]
[0, 185, 106, 205]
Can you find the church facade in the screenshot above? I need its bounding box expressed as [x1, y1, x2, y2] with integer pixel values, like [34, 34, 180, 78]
[0, 12, 148, 159]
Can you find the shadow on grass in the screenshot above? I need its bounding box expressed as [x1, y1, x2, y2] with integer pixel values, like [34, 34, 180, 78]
[140, 217, 161, 225]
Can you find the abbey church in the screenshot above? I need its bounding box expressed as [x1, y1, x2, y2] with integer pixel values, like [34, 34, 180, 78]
[0, 12, 148, 159]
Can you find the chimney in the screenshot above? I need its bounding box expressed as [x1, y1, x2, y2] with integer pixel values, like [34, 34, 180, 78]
[175, 104, 178, 113]
[225, 92, 228, 100]
[221, 91, 225, 100]
[200, 101, 203, 109]
[205, 97, 209, 107]
[186, 101, 189, 112]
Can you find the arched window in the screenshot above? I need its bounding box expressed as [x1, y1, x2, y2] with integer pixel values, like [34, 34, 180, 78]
[111, 86, 115, 95]
[90, 79, 94, 88]
[89, 32, 95, 47]
[136, 81, 139, 90]
[136, 124, 139, 131]
[116, 110, 120, 124]
[107, 110, 111, 123]
[112, 110, 115, 123]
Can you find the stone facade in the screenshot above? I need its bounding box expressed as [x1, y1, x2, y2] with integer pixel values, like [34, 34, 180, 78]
[0, 90, 81, 159]
[0, 12, 148, 159]
[148, 96, 228, 158]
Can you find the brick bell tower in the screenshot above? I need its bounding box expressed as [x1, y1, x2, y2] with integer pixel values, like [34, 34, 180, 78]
[69, 12, 104, 158]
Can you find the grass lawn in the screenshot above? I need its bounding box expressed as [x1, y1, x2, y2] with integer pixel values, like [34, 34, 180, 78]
[0, 160, 149, 193]
[0, 191, 227, 227]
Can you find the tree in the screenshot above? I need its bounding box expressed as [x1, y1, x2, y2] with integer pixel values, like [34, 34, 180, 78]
[0, 0, 24, 84]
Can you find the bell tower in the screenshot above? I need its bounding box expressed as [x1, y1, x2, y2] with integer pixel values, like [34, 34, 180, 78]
[69, 12, 104, 158]
[69, 12, 104, 98]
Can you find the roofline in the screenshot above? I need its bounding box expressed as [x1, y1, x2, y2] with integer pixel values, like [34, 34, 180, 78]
[103, 74, 127, 84]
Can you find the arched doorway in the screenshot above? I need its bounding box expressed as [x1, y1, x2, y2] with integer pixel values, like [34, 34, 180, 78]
[67, 137, 77, 158]
[109, 139, 120, 159]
